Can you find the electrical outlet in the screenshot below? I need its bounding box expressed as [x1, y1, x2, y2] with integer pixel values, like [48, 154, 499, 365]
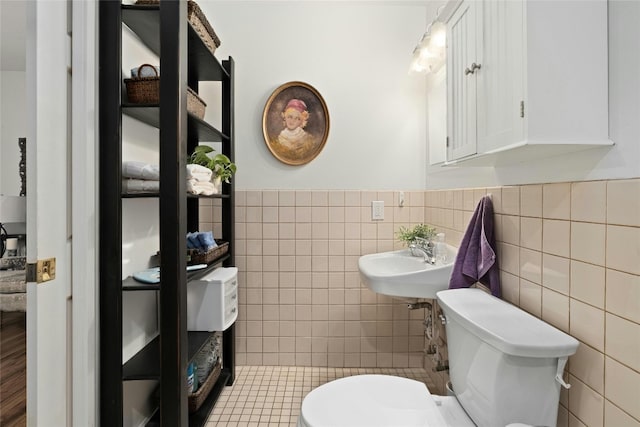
[371, 201, 384, 220]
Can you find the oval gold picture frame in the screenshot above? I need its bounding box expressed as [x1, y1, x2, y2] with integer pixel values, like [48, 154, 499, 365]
[262, 81, 330, 166]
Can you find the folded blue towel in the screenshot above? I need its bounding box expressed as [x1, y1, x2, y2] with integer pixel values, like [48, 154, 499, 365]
[449, 195, 501, 297]
[187, 231, 219, 253]
[187, 232, 202, 250]
[197, 231, 217, 252]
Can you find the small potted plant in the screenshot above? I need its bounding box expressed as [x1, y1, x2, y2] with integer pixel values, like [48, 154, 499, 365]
[189, 145, 237, 191]
[396, 223, 436, 256]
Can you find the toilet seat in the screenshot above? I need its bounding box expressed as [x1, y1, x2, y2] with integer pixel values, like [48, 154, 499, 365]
[297, 374, 474, 427]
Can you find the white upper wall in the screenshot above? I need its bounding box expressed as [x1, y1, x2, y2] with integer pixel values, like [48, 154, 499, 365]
[1, 71, 26, 197]
[8, 1, 636, 195]
[0, 0, 26, 72]
[200, 1, 429, 190]
[202, 0, 638, 191]
[0, 1, 27, 197]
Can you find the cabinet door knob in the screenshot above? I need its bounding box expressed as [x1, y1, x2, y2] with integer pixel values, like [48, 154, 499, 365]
[465, 63, 482, 75]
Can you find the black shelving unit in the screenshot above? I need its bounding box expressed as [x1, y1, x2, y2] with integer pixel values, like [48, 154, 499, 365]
[99, 1, 235, 426]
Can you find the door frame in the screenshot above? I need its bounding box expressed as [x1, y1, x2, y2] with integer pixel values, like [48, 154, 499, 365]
[71, 0, 98, 425]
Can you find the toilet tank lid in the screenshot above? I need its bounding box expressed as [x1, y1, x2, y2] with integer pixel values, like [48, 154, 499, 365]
[437, 289, 579, 358]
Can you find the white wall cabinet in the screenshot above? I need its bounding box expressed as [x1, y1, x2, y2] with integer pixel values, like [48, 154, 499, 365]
[444, 0, 612, 166]
[446, 0, 478, 161]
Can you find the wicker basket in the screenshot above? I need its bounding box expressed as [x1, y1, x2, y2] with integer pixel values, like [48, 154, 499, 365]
[124, 64, 160, 103]
[124, 65, 207, 119]
[188, 361, 221, 413]
[136, 0, 221, 55]
[186, 88, 206, 120]
[187, 240, 229, 265]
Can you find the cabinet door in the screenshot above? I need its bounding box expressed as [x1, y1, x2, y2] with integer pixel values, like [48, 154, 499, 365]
[476, 0, 524, 153]
[447, 0, 478, 161]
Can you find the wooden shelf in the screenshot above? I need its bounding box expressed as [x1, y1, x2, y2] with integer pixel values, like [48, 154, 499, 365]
[145, 370, 231, 427]
[121, 255, 231, 291]
[122, 336, 160, 381]
[100, 2, 235, 425]
[122, 331, 216, 381]
[122, 192, 230, 199]
[122, 104, 229, 143]
[122, 276, 160, 291]
[122, 5, 229, 82]
[188, 370, 231, 426]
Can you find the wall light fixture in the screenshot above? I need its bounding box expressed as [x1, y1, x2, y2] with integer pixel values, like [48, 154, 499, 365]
[409, 8, 447, 75]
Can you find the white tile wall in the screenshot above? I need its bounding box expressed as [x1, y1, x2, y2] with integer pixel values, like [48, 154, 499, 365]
[419, 180, 640, 427]
[198, 178, 640, 426]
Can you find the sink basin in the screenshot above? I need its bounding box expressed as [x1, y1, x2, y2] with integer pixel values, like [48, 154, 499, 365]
[358, 245, 457, 299]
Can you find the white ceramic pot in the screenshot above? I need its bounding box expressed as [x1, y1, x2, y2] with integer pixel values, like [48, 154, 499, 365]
[212, 176, 222, 194]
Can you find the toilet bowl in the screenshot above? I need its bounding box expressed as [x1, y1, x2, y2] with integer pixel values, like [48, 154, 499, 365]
[297, 374, 474, 427]
[297, 289, 579, 427]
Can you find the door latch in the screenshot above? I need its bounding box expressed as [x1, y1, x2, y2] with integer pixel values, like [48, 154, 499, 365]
[26, 257, 56, 284]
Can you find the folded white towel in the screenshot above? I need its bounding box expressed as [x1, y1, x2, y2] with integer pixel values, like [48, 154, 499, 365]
[122, 179, 160, 194]
[186, 179, 217, 196]
[122, 161, 160, 181]
[186, 164, 212, 182]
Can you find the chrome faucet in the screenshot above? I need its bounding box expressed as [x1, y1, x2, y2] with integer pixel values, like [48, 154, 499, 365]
[409, 237, 435, 264]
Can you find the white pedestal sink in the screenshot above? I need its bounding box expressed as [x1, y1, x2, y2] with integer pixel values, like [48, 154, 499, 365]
[358, 245, 457, 299]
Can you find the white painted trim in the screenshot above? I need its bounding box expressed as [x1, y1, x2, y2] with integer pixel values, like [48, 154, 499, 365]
[25, 2, 38, 424]
[71, 0, 98, 425]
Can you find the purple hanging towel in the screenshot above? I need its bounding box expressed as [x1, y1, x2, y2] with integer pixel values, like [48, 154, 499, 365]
[449, 195, 501, 297]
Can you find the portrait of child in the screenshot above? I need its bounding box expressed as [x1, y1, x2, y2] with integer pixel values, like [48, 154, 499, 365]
[277, 99, 314, 151]
[263, 82, 330, 165]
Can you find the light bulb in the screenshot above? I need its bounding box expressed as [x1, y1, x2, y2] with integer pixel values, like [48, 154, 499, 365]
[419, 46, 434, 60]
[409, 53, 427, 74]
[411, 63, 426, 73]
[419, 34, 432, 50]
[430, 22, 446, 48]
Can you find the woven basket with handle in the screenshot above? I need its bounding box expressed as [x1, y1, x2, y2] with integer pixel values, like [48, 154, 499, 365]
[124, 64, 207, 119]
[135, 0, 221, 55]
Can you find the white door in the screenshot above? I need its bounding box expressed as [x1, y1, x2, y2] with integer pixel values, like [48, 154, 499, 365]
[447, 0, 478, 161]
[25, 1, 97, 425]
[476, 0, 524, 153]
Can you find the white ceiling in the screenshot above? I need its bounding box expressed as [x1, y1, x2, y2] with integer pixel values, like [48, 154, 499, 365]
[0, 0, 26, 71]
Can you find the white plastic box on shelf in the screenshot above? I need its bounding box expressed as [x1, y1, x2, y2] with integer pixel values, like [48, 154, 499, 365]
[187, 267, 238, 332]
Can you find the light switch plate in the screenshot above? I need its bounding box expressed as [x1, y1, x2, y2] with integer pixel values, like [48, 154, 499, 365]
[371, 201, 384, 220]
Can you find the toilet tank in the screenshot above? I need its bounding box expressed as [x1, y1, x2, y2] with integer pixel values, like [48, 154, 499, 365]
[436, 289, 579, 427]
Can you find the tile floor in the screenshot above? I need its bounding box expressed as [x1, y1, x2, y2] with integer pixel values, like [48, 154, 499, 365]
[206, 366, 435, 427]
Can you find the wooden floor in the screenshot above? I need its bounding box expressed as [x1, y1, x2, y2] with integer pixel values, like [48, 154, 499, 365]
[0, 312, 26, 427]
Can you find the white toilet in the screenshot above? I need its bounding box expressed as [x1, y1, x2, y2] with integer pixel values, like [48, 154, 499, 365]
[298, 288, 579, 427]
